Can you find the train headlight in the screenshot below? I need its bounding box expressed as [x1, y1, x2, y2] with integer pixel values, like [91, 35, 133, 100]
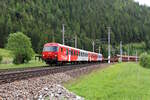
[43, 54, 45, 57]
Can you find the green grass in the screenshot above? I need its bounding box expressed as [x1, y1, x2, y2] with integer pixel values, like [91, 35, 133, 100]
[0, 48, 13, 58]
[0, 48, 46, 69]
[0, 48, 13, 64]
[0, 60, 46, 69]
[65, 63, 150, 100]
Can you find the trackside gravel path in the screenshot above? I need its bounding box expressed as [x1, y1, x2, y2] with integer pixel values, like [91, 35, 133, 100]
[0, 63, 111, 100]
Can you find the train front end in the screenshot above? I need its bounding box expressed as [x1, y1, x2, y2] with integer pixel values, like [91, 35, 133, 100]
[42, 43, 59, 64]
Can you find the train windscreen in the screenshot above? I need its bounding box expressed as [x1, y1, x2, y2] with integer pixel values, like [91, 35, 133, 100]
[43, 46, 58, 52]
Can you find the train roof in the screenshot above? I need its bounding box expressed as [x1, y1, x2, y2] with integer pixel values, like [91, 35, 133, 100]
[44, 43, 102, 55]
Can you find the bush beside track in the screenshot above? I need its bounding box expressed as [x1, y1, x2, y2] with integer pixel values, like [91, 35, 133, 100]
[0, 48, 46, 70]
[139, 53, 150, 68]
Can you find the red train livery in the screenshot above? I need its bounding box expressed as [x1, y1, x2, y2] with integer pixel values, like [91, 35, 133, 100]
[115, 55, 139, 62]
[42, 43, 103, 64]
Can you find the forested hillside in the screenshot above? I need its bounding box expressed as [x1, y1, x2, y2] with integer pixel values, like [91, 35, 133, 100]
[0, 0, 150, 54]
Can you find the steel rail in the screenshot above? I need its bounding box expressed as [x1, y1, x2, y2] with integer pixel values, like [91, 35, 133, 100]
[0, 63, 102, 85]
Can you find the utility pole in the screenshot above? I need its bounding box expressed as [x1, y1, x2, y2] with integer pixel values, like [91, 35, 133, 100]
[75, 34, 77, 48]
[92, 41, 95, 52]
[99, 46, 100, 54]
[120, 41, 122, 62]
[136, 50, 138, 62]
[62, 24, 65, 45]
[107, 27, 111, 63]
[128, 45, 129, 62]
[52, 31, 55, 42]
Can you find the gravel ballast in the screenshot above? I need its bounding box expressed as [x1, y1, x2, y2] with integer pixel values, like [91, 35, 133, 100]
[0, 64, 110, 100]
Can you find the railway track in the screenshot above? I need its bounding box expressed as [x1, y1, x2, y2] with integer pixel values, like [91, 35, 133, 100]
[0, 63, 103, 85]
[0, 65, 49, 75]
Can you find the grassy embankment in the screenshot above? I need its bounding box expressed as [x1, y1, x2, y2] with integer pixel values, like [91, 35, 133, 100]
[65, 63, 150, 100]
[0, 48, 46, 69]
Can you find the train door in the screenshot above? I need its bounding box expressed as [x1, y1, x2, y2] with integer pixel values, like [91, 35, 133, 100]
[88, 53, 91, 62]
[58, 46, 62, 61]
[69, 48, 71, 62]
[63, 47, 67, 61]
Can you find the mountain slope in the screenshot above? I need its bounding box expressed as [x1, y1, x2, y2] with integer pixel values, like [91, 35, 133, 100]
[0, 0, 150, 53]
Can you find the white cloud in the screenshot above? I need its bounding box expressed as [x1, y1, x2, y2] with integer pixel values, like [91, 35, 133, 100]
[134, 0, 150, 6]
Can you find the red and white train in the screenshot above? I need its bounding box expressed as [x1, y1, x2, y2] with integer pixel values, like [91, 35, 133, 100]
[42, 43, 103, 64]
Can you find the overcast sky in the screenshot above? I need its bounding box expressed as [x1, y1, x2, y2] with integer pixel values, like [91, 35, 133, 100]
[134, 0, 150, 6]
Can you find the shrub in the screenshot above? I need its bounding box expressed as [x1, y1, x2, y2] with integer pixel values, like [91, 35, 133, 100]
[6, 32, 34, 64]
[139, 53, 150, 68]
[0, 55, 2, 63]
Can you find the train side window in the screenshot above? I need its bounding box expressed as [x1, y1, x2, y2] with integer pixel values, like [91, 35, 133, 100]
[63, 48, 65, 52]
[73, 50, 75, 56]
[76, 51, 78, 56]
[73, 50, 74, 56]
[69, 50, 71, 55]
[66, 49, 68, 55]
[61, 48, 63, 52]
[71, 50, 74, 55]
[74, 50, 76, 56]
